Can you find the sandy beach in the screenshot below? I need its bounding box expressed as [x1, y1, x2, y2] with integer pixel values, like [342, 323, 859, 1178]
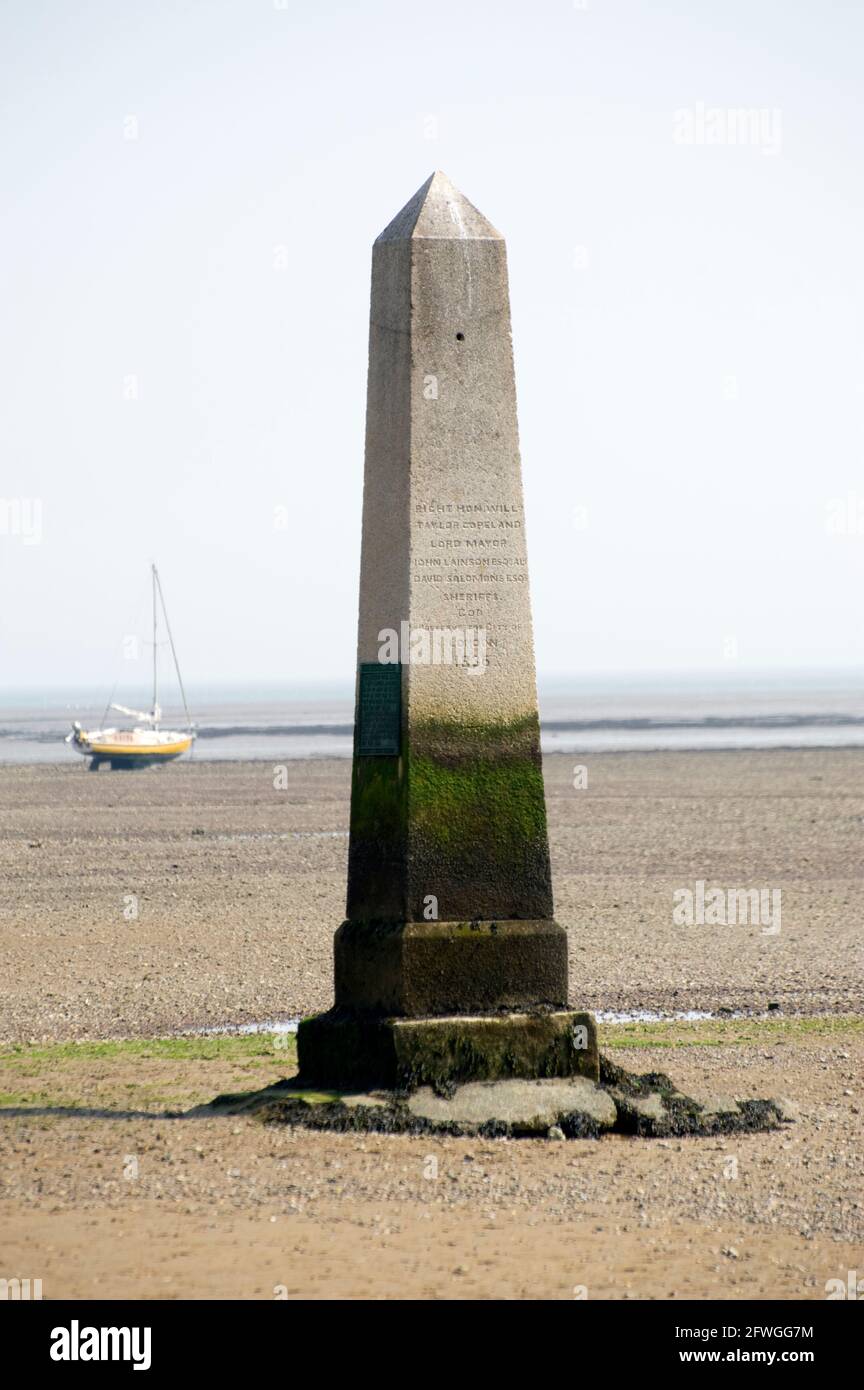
[0, 750, 861, 1040]
[1, 749, 862, 1300]
[1, 1021, 862, 1299]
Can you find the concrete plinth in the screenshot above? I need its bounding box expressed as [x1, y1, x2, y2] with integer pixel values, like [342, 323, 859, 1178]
[297, 1009, 598, 1092]
[334, 919, 568, 1016]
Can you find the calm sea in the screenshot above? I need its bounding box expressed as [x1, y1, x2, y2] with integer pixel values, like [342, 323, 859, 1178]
[1, 673, 863, 764]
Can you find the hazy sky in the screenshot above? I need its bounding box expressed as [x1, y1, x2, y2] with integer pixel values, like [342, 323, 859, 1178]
[1, 0, 862, 690]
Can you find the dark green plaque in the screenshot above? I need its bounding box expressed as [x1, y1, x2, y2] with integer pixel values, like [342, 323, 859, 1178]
[357, 662, 402, 756]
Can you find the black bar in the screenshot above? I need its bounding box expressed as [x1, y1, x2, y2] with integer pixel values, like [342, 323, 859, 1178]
[6, 1297, 856, 1375]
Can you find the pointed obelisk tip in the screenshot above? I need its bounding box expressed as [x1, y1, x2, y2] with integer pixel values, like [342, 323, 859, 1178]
[375, 170, 504, 244]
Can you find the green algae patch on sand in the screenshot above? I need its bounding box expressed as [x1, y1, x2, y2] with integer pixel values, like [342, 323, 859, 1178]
[600, 1015, 864, 1052]
[0, 1036, 297, 1065]
[203, 1079, 345, 1116]
[0, 1035, 298, 1112]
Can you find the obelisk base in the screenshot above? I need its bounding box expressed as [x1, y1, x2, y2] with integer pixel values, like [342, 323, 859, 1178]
[333, 919, 568, 1016]
[296, 1009, 598, 1092]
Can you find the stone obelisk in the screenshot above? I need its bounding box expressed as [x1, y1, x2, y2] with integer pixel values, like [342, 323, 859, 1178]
[298, 173, 595, 1090]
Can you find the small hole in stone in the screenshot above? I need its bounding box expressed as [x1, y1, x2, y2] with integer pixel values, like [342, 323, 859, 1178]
[455, 332, 465, 341]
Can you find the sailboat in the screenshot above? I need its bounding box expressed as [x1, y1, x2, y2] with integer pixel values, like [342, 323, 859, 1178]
[67, 565, 196, 770]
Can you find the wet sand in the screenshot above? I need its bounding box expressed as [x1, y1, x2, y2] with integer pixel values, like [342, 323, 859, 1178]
[1, 749, 862, 1300]
[1, 1025, 861, 1300]
[0, 750, 861, 1041]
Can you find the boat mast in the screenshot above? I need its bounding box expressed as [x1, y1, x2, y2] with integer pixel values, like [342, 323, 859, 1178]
[151, 562, 159, 727]
[153, 565, 193, 734]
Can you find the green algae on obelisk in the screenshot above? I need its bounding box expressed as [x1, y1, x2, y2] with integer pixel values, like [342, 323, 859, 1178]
[298, 173, 596, 1090]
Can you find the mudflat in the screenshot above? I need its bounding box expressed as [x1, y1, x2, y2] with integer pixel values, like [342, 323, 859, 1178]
[0, 751, 861, 1040]
[1, 750, 861, 1300]
[0, 1022, 861, 1299]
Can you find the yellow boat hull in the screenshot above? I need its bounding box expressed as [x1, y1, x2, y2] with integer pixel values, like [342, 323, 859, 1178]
[69, 728, 195, 768]
[86, 737, 193, 762]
